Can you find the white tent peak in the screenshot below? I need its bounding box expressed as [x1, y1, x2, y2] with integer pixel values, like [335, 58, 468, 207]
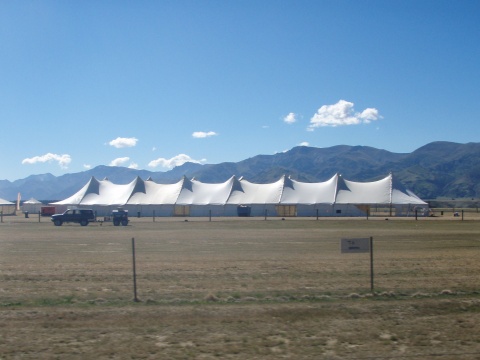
[180, 176, 193, 192]
[283, 175, 295, 190]
[85, 177, 101, 196]
[230, 176, 244, 194]
[24, 197, 42, 204]
[132, 176, 146, 194]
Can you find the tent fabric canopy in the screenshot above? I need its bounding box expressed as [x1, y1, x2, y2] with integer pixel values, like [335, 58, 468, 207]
[227, 177, 285, 205]
[0, 198, 15, 205]
[52, 173, 427, 208]
[280, 175, 338, 205]
[335, 176, 392, 204]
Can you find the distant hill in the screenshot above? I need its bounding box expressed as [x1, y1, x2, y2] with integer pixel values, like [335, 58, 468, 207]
[1, 141, 479, 201]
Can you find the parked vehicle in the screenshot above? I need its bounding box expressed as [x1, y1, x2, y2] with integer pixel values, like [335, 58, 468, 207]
[112, 208, 129, 226]
[51, 209, 95, 226]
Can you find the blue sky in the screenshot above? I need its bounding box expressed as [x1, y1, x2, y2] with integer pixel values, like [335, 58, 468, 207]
[1, 0, 479, 181]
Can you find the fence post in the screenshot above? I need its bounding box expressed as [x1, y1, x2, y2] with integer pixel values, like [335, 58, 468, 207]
[131, 237, 140, 302]
[370, 237, 374, 294]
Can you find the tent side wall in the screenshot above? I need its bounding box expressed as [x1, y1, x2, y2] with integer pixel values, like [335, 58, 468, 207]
[393, 204, 429, 217]
[248, 204, 278, 217]
[189, 205, 226, 217]
[98, 205, 176, 217]
[1, 204, 16, 215]
[0, 198, 17, 215]
[21, 203, 43, 214]
[296, 204, 334, 217]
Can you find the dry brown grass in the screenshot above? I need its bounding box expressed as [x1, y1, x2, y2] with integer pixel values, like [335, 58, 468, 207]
[1, 215, 480, 359]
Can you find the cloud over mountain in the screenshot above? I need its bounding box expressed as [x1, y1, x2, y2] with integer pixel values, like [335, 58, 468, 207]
[309, 100, 381, 129]
[148, 154, 205, 169]
[22, 153, 72, 169]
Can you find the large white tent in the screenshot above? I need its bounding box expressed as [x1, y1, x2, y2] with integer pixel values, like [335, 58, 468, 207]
[51, 173, 428, 217]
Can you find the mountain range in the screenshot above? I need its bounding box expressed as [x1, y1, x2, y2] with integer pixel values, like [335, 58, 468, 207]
[1, 141, 479, 202]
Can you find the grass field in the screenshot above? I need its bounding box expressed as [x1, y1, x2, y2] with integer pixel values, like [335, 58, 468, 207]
[1, 215, 480, 359]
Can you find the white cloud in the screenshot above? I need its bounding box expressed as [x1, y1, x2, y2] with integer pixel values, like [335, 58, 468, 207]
[22, 153, 72, 169]
[192, 131, 218, 138]
[148, 154, 205, 169]
[359, 108, 380, 123]
[309, 100, 381, 129]
[109, 157, 130, 166]
[299, 142, 309, 146]
[83, 164, 92, 170]
[284, 112, 297, 124]
[109, 137, 138, 148]
[128, 162, 139, 169]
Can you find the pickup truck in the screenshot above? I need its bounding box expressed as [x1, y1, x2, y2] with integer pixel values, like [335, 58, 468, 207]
[51, 209, 95, 226]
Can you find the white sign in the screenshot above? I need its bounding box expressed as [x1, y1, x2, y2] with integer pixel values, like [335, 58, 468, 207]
[341, 238, 371, 253]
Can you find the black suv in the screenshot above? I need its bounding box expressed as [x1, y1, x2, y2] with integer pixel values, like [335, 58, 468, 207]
[51, 209, 95, 226]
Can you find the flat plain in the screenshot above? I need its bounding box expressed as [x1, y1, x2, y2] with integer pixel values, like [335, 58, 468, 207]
[1, 214, 480, 359]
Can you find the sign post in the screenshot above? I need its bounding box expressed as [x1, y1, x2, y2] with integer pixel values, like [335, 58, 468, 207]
[341, 237, 374, 293]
